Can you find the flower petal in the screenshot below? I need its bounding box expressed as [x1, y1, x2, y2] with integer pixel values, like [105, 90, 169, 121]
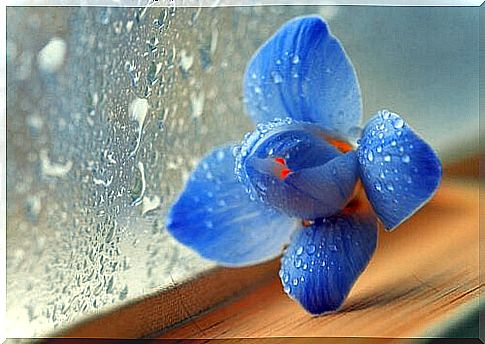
[280, 210, 378, 315]
[357, 110, 442, 230]
[244, 16, 362, 138]
[166, 145, 298, 267]
[235, 119, 358, 219]
[283, 151, 359, 219]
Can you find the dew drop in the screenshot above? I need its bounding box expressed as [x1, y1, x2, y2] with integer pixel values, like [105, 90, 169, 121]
[271, 71, 283, 84]
[382, 110, 391, 119]
[376, 146, 382, 153]
[386, 183, 395, 191]
[401, 154, 410, 163]
[367, 150, 374, 162]
[329, 244, 337, 252]
[294, 258, 302, 268]
[384, 155, 391, 162]
[284, 285, 291, 294]
[302, 263, 308, 270]
[296, 246, 304, 256]
[393, 117, 404, 129]
[374, 181, 382, 191]
[292, 278, 299, 286]
[307, 244, 316, 255]
[291, 54, 300, 64]
[216, 150, 225, 161]
[321, 261, 326, 267]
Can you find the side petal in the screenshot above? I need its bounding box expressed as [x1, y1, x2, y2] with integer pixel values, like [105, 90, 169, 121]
[280, 211, 378, 315]
[244, 16, 362, 138]
[357, 110, 442, 230]
[166, 145, 298, 267]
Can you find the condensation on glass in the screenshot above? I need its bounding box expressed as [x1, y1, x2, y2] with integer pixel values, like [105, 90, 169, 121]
[6, 5, 478, 337]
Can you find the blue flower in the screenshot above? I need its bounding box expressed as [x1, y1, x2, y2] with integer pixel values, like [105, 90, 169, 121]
[166, 16, 442, 315]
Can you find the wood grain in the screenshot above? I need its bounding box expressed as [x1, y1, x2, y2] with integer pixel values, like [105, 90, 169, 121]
[160, 179, 481, 340]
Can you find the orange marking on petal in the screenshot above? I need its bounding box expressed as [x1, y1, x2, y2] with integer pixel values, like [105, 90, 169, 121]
[320, 133, 353, 153]
[273, 157, 293, 180]
[274, 157, 286, 165]
[326, 137, 353, 153]
[280, 168, 292, 180]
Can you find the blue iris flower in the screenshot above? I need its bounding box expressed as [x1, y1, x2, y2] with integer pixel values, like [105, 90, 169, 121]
[166, 16, 442, 315]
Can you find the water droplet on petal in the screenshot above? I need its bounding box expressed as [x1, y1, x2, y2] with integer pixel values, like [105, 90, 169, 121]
[294, 258, 302, 268]
[374, 181, 382, 191]
[216, 150, 225, 161]
[296, 246, 303, 256]
[367, 150, 374, 162]
[271, 71, 283, 84]
[307, 244, 316, 255]
[384, 155, 391, 162]
[402, 154, 410, 163]
[292, 278, 299, 286]
[393, 118, 404, 129]
[291, 54, 300, 64]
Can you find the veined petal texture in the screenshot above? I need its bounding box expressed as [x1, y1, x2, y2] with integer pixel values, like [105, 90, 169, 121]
[280, 210, 377, 314]
[357, 110, 442, 230]
[244, 16, 362, 138]
[167, 145, 298, 267]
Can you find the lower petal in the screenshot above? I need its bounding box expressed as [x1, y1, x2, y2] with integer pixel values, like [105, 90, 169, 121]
[279, 210, 377, 315]
[357, 110, 442, 230]
[166, 145, 298, 267]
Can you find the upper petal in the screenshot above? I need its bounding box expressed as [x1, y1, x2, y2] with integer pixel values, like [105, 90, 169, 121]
[235, 119, 358, 219]
[280, 210, 378, 315]
[244, 16, 362, 138]
[166, 145, 298, 267]
[357, 110, 442, 230]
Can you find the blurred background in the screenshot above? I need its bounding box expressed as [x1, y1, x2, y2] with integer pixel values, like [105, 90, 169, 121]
[6, 5, 479, 338]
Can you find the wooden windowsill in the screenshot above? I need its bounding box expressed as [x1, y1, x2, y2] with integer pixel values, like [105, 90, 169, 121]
[52, 176, 481, 340]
